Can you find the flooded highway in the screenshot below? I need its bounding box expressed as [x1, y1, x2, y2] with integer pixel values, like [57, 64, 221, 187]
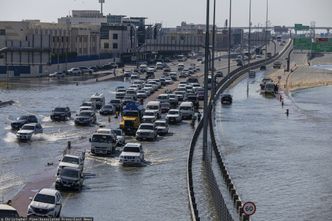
[214, 71, 332, 221]
[0, 78, 194, 220]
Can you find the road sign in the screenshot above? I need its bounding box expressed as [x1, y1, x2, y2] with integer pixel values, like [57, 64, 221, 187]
[243, 201, 256, 216]
[293, 37, 332, 52]
[294, 24, 310, 31]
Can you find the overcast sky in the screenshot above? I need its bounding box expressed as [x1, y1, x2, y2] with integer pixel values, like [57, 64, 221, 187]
[0, 0, 331, 28]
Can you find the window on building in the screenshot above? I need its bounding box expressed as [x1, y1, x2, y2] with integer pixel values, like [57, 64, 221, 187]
[113, 34, 118, 40]
[104, 42, 109, 49]
[113, 43, 118, 49]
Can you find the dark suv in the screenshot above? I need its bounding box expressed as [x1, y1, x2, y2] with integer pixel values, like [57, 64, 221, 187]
[11, 115, 38, 130]
[50, 107, 71, 121]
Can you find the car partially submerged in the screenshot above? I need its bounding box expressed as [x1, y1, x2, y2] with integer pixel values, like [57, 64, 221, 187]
[16, 123, 43, 141]
[155, 120, 169, 135]
[119, 143, 144, 166]
[221, 94, 233, 105]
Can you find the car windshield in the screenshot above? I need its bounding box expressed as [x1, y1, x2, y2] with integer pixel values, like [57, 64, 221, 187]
[155, 122, 166, 127]
[123, 146, 140, 153]
[34, 194, 55, 204]
[158, 96, 168, 100]
[144, 112, 155, 116]
[103, 105, 113, 109]
[123, 111, 138, 117]
[111, 100, 120, 104]
[62, 156, 79, 164]
[112, 130, 122, 136]
[92, 134, 114, 143]
[140, 125, 154, 130]
[168, 111, 179, 115]
[147, 105, 158, 110]
[117, 89, 126, 92]
[17, 116, 29, 120]
[61, 169, 79, 178]
[180, 106, 192, 111]
[79, 112, 92, 116]
[81, 103, 92, 107]
[54, 108, 66, 112]
[21, 125, 35, 130]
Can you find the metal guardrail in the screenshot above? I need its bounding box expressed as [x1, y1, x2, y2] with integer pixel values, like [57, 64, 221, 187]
[187, 40, 293, 221]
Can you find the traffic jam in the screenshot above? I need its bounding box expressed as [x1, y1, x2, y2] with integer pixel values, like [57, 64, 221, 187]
[6, 56, 207, 218]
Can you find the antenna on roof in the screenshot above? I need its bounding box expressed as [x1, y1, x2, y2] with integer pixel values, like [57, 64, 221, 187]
[99, 0, 105, 15]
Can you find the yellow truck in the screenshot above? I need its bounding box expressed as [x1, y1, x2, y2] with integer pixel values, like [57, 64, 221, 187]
[119, 101, 144, 135]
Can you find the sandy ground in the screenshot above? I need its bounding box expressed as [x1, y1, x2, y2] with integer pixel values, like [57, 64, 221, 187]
[268, 53, 332, 92]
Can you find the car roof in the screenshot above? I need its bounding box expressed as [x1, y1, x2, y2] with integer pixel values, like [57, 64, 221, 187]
[140, 123, 154, 126]
[125, 143, 141, 148]
[38, 188, 58, 196]
[155, 120, 167, 123]
[79, 110, 94, 113]
[96, 128, 112, 134]
[63, 154, 80, 159]
[22, 123, 38, 126]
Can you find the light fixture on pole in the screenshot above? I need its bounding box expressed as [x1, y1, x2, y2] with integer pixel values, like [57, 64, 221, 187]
[203, 0, 210, 161]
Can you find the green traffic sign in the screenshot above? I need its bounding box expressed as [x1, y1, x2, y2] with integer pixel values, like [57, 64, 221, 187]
[293, 37, 332, 52]
[294, 24, 310, 31]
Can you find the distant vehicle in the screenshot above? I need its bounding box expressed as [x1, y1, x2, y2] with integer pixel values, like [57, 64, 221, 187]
[146, 101, 161, 119]
[178, 63, 185, 71]
[0, 204, 19, 218]
[187, 77, 199, 84]
[156, 62, 164, 69]
[79, 67, 93, 74]
[27, 188, 62, 218]
[110, 99, 122, 112]
[57, 153, 85, 175]
[263, 82, 276, 96]
[80, 101, 96, 111]
[90, 93, 105, 109]
[99, 104, 114, 115]
[16, 123, 43, 141]
[168, 94, 179, 107]
[137, 90, 148, 99]
[50, 107, 71, 121]
[221, 94, 233, 105]
[11, 115, 38, 130]
[139, 64, 148, 73]
[89, 128, 117, 155]
[276, 35, 282, 42]
[196, 88, 205, 100]
[215, 71, 223, 77]
[273, 61, 282, 69]
[170, 72, 177, 81]
[111, 128, 125, 146]
[179, 101, 194, 120]
[260, 77, 273, 90]
[115, 88, 126, 99]
[166, 109, 182, 124]
[49, 72, 65, 78]
[267, 52, 272, 58]
[55, 167, 83, 191]
[119, 143, 144, 166]
[142, 110, 158, 123]
[136, 123, 158, 141]
[155, 120, 169, 135]
[67, 68, 81, 75]
[74, 110, 96, 126]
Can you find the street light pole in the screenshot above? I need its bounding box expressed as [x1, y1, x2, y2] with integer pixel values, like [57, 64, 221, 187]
[203, 0, 210, 161]
[227, 0, 232, 76]
[211, 0, 216, 97]
[247, 0, 252, 97]
[265, 0, 269, 61]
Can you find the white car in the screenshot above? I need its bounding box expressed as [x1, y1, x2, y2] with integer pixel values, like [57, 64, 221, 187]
[0, 204, 19, 217]
[119, 143, 144, 166]
[16, 123, 43, 141]
[155, 120, 169, 135]
[27, 188, 62, 218]
[57, 154, 84, 175]
[166, 109, 182, 124]
[67, 68, 81, 75]
[142, 110, 158, 123]
[137, 90, 148, 99]
[111, 129, 126, 146]
[136, 123, 157, 141]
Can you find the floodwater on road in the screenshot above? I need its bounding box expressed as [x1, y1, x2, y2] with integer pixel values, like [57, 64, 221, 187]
[0, 79, 192, 220]
[214, 71, 332, 221]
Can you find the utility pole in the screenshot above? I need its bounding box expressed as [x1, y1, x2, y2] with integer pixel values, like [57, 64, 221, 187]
[247, 0, 252, 98]
[227, 0, 232, 76]
[203, 0, 210, 161]
[211, 0, 216, 97]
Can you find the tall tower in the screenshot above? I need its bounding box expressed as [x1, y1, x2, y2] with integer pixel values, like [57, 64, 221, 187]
[99, 0, 105, 15]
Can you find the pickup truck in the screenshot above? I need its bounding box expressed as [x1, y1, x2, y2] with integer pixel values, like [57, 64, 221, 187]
[57, 153, 85, 175]
[16, 123, 43, 141]
[11, 115, 38, 130]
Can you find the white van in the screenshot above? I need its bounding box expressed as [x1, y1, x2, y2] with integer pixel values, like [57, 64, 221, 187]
[89, 128, 117, 155]
[90, 93, 105, 109]
[179, 101, 194, 119]
[146, 101, 161, 118]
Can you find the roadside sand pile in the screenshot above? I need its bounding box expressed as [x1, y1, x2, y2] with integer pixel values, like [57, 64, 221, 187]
[268, 59, 332, 92]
